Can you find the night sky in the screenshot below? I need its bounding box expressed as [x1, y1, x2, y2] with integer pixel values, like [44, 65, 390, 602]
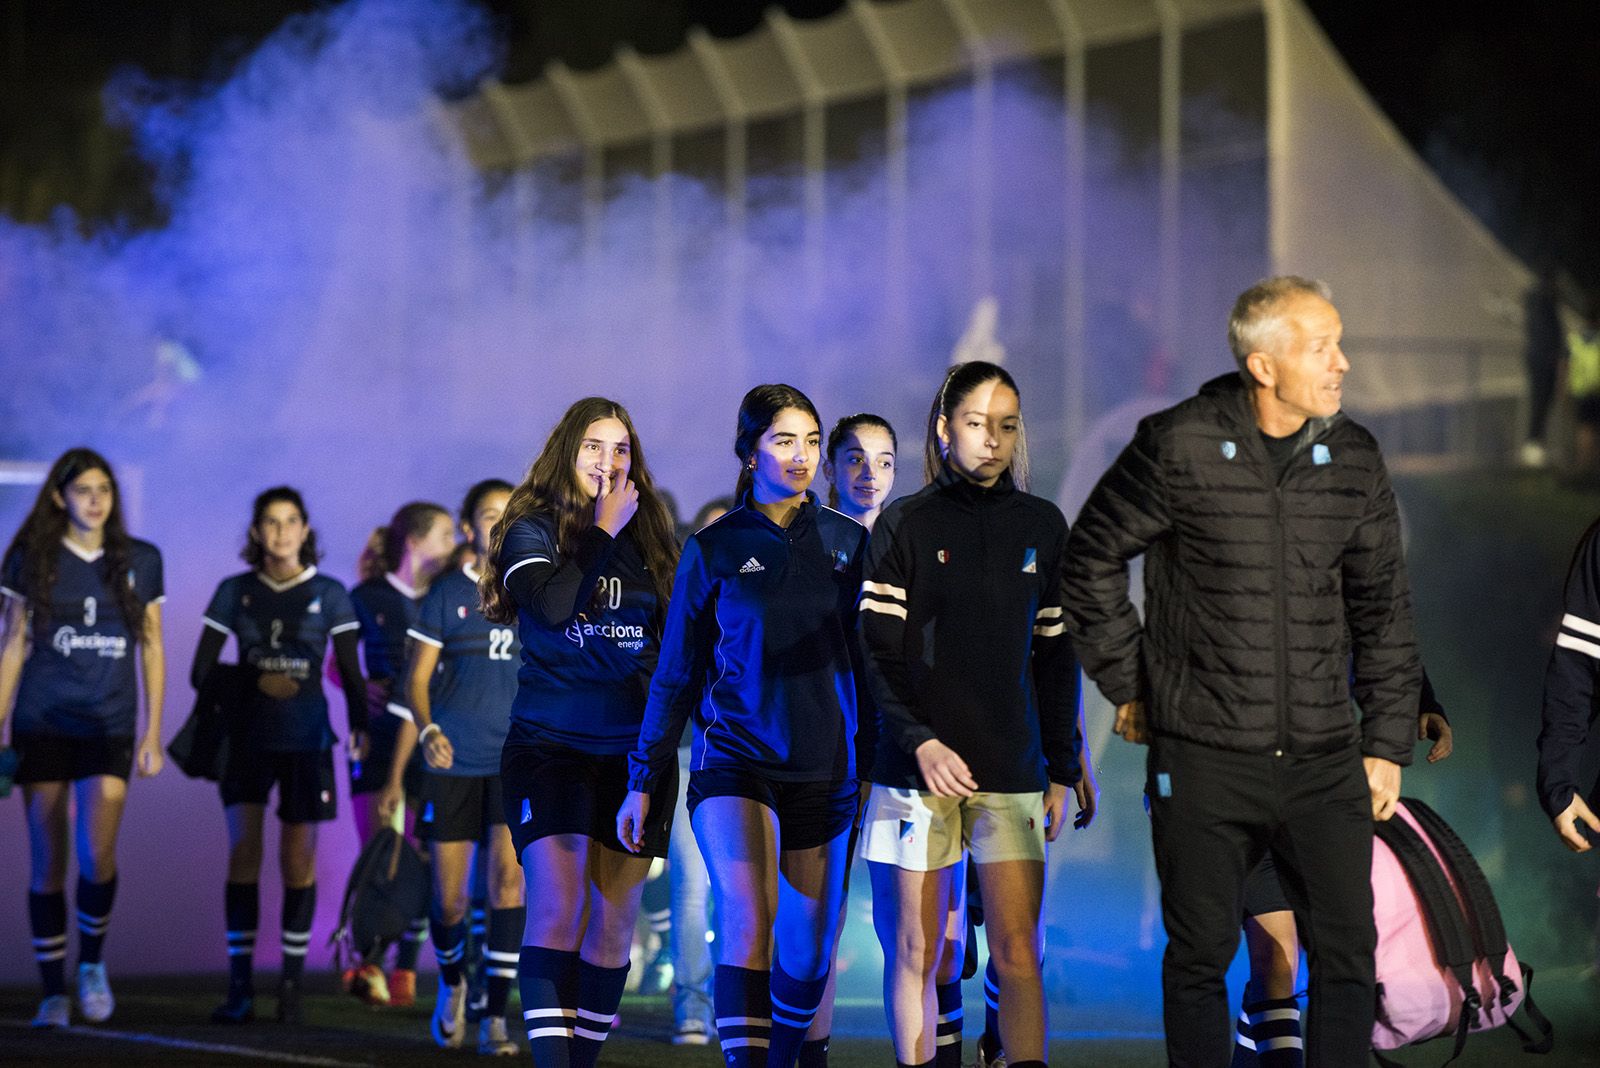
[1, 0, 1596, 293]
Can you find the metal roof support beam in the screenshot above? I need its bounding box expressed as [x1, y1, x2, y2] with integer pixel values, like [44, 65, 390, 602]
[1157, 0, 1183, 368]
[1049, 0, 1089, 452]
[850, 0, 910, 362]
[938, 0, 993, 303]
[547, 61, 604, 260]
[618, 46, 677, 291]
[767, 9, 828, 292]
[688, 27, 750, 371]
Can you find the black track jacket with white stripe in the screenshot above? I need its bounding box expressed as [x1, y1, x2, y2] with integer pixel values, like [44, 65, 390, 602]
[627, 492, 868, 793]
[1538, 519, 1600, 819]
[858, 466, 1082, 793]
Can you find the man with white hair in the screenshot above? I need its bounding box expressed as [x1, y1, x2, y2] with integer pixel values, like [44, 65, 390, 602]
[1061, 276, 1422, 1066]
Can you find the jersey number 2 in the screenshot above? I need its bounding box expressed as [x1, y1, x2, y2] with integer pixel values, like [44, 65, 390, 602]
[488, 628, 515, 661]
[270, 619, 284, 649]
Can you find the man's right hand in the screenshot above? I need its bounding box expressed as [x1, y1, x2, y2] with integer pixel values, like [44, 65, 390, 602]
[1554, 794, 1600, 853]
[1113, 700, 1149, 745]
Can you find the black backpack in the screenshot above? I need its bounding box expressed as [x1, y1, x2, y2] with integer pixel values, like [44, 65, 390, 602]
[330, 827, 430, 970]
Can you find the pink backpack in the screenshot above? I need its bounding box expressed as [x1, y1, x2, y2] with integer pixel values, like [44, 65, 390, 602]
[1370, 798, 1554, 1065]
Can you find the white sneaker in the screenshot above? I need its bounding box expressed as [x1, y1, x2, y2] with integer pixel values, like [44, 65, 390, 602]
[431, 977, 467, 1049]
[478, 1015, 519, 1056]
[672, 1018, 711, 1045]
[32, 993, 71, 1029]
[77, 962, 114, 1023]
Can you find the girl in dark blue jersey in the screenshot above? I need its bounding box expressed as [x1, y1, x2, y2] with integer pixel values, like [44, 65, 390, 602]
[399, 479, 525, 1054]
[0, 448, 166, 1029]
[192, 487, 370, 1026]
[619, 385, 869, 1068]
[856, 363, 1087, 1068]
[348, 500, 455, 1008]
[479, 397, 681, 1068]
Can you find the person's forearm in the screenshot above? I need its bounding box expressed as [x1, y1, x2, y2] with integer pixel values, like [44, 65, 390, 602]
[0, 610, 27, 737]
[387, 718, 419, 790]
[140, 636, 166, 741]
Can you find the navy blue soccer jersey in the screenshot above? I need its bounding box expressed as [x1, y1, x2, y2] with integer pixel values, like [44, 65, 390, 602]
[498, 513, 662, 754]
[202, 567, 361, 752]
[407, 564, 518, 777]
[352, 573, 422, 716]
[1, 538, 163, 738]
[627, 495, 867, 793]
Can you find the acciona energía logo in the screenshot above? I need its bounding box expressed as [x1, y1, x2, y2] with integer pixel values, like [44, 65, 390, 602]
[564, 620, 646, 652]
[52, 627, 128, 660]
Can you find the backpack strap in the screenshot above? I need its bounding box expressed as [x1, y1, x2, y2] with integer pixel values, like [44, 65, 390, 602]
[1502, 963, 1556, 1055]
[1401, 799, 1517, 1007]
[1374, 814, 1484, 1048]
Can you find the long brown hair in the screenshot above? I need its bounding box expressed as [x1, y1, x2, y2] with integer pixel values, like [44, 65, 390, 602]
[479, 398, 679, 624]
[923, 361, 1030, 490]
[2, 447, 147, 640]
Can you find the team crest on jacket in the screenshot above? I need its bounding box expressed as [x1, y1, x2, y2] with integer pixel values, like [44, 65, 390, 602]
[936, 549, 949, 564]
[308, 598, 322, 614]
[833, 549, 849, 572]
[1313, 443, 1332, 465]
[1022, 548, 1037, 574]
[1221, 440, 1237, 460]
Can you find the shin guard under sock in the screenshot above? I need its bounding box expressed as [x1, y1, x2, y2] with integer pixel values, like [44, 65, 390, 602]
[519, 945, 579, 1068]
[715, 964, 772, 1067]
[29, 891, 67, 997]
[570, 959, 629, 1068]
[75, 875, 117, 965]
[280, 884, 315, 983]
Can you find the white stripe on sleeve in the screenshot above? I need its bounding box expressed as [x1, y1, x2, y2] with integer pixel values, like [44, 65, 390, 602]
[502, 555, 551, 588]
[861, 580, 907, 601]
[405, 627, 443, 648]
[1562, 612, 1600, 640]
[201, 615, 234, 636]
[328, 620, 362, 636]
[860, 598, 908, 620]
[1032, 622, 1066, 637]
[1556, 632, 1600, 660]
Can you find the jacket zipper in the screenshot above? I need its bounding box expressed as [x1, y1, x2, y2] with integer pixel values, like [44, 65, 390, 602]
[1272, 485, 1288, 757]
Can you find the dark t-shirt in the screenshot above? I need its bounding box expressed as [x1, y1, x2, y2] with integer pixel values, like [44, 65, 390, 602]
[408, 565, 519, 776]
[203, 567, 361, 752]
[1260, 428, 1299, 482]
[1, 539, 163, 738]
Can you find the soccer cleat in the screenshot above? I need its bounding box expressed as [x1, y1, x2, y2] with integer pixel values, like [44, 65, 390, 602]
[31, 994, 71, 1029]
[345, 962, 390, 1006]
[77, 961, 114, 1023]
[672, 1018, 711, 1046]
[275, 979, 303, 1025]
[431, 976, 468, 1048]
[478, 1014, 519, 1056]
[389, 967, 417, 1008]
[210, 981, 255, 1024]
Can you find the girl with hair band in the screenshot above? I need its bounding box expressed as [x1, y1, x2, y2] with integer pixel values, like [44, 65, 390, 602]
[398, 479, 527, 1055]
[195, 486, 370, 1025]
[479, 397, 681, 1068]
[791, 413, 898, 1066]
[856, 362, 1089, 1068]
[618, 384, 870, 1068]
[349, 500, 456, 1006]
[0, 448, 165, 1029]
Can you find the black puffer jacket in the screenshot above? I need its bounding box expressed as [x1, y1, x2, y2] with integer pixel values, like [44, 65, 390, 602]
[1061, 373, 1420, 764]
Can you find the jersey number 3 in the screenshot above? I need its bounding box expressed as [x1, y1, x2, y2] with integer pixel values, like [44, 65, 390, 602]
[83, 596, 97, 627]
[488, 628, 515, 661]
